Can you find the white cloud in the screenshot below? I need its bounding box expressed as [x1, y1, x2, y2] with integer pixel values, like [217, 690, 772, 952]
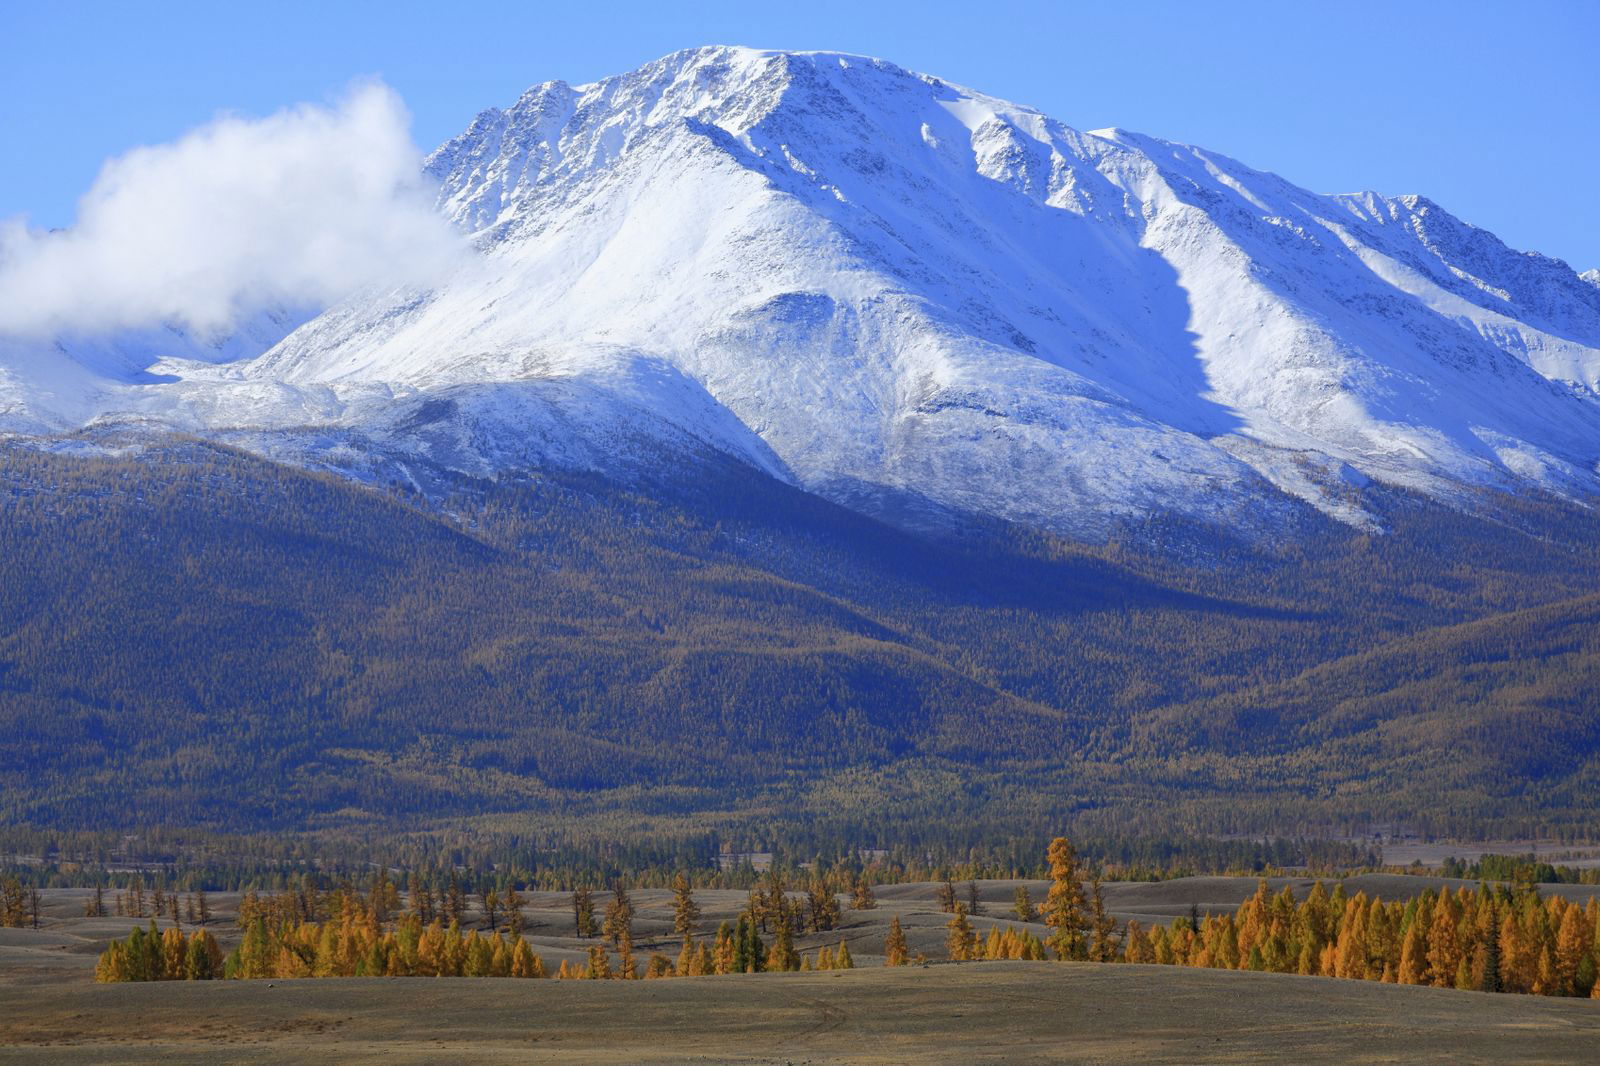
[0, 81, 461, 339]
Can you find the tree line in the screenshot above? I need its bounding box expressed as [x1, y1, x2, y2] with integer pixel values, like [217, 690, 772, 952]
[3, 827, 1377, 897]
[92, 838, 1600, 998]
[923, 839, 1600, 999]
[1438, 853, 1600, 887]
[1116, 878, 1600, 997]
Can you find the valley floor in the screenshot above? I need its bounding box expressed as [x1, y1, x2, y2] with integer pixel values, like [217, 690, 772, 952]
[1, 959, 1596, 1064]
[4, 877, 1599, 1063]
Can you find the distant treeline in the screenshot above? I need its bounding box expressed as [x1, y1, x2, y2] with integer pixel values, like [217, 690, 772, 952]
[0, 826, 1376, 896]
[1438, 853, 1600, 886]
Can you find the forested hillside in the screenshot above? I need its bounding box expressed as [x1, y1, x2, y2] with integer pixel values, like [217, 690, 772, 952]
[3, 433, 1599, 851]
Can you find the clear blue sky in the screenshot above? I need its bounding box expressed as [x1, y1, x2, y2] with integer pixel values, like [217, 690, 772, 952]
[3, 0, 1596, 269]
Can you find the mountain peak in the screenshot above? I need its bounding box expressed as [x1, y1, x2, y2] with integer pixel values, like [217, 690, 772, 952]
[8, 47, 1600, 541]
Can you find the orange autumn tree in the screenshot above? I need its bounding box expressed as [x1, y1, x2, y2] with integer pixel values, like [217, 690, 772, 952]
[1044, 837, 1088, 961]
[884, 916, 909, 966]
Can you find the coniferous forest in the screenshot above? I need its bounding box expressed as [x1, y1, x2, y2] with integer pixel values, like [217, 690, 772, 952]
[3, 434, 1600, 869]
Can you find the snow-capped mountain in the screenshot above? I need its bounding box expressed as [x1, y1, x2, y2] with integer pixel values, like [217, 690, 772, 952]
[7, 46, 1600, 537]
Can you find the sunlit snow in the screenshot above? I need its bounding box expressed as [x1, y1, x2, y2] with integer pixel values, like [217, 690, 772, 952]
[5, 47, 1600, 537]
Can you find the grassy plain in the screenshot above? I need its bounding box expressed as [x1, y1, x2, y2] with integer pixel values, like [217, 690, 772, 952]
[4, 876, 1598, 1063]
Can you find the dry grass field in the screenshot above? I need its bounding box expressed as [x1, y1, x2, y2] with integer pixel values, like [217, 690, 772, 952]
[3, 876, 1598, 1064]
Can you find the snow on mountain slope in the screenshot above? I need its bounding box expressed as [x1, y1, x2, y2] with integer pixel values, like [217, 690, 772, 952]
[6, 46, 1600, 537]
[0, 308, 309, 433]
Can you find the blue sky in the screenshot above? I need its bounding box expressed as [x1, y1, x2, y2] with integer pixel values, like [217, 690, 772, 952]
[3, 0, 1596, 269]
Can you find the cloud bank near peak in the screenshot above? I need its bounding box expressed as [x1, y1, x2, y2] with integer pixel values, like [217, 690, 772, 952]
[0, 82, 461, 340]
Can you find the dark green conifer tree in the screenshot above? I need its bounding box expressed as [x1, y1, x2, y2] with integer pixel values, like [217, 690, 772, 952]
[767, 907, 799, 972]
[602, 880, 634, 947]
[572, 886, 596, 938]
[733, 915, 751, 975]
[1480, 933, 1502, 993]
[445, 872, 466, 925]
[184, 932, 214, 979]
[1014, 885, 1036, 922]
[744, 914, 766, 973]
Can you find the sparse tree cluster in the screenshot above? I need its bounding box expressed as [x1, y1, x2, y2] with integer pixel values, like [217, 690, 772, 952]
[97, 905, 546, 982]
[1, 876, 41, 928]
[95, 923, 223, 981]
[80, 837, 1600, 1001]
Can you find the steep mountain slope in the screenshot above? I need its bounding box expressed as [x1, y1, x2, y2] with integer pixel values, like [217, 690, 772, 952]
[1129, 590, 1600, 830]
[5, 47, 1599, 540]
[3, 435, 1599, 839]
